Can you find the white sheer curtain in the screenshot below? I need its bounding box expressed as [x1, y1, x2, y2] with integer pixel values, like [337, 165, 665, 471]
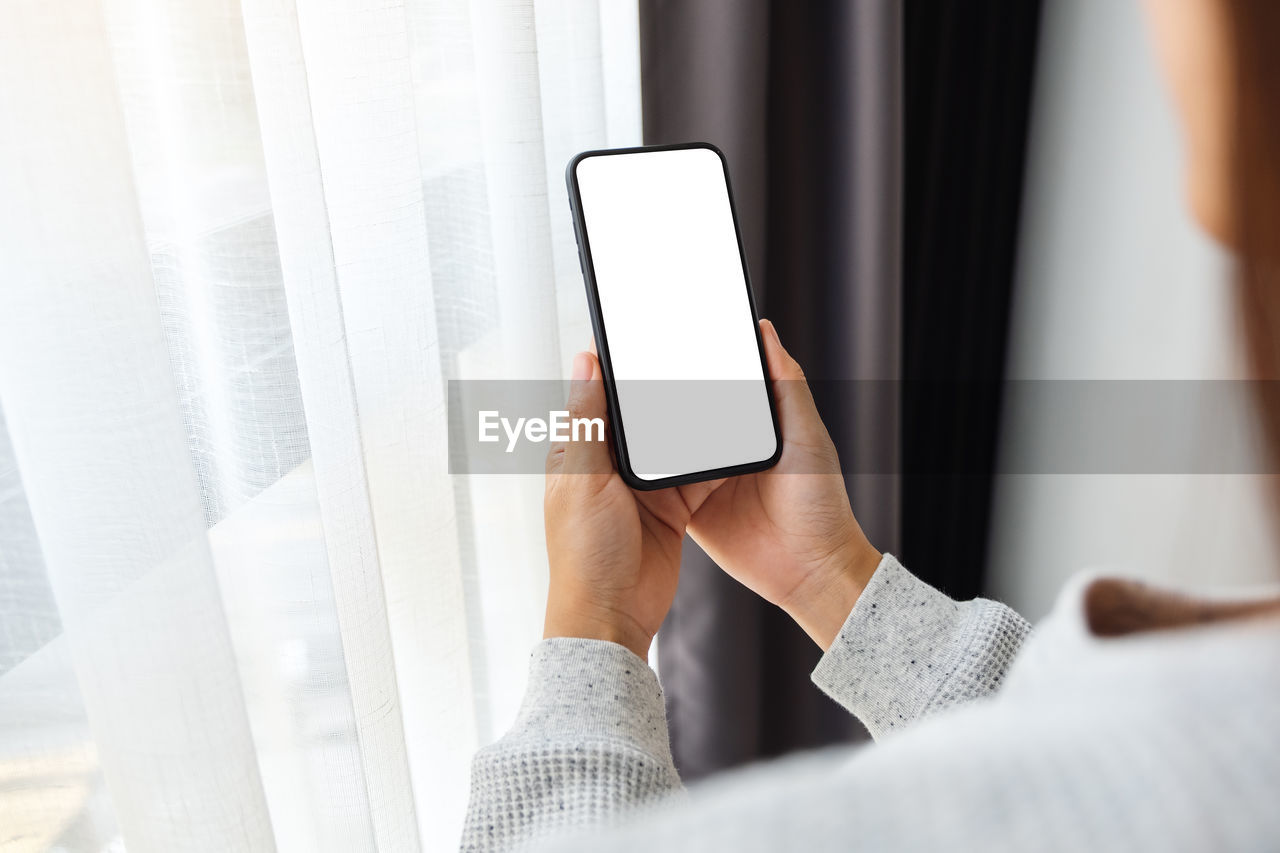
[0, 0, 640, 850]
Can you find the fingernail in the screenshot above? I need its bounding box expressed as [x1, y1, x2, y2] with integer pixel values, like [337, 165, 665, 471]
[762, 319, 780, 346]
[571, 352, 592, 382]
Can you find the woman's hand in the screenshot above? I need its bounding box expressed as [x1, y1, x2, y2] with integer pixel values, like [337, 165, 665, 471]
[686, 320, 883, 650]
[543, 351, 720, 659]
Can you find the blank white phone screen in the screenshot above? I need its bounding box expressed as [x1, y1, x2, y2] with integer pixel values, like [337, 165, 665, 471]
[574, 146, 777, 481]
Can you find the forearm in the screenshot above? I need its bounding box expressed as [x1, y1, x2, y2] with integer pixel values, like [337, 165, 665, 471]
[810, 553, 1031, 739]
[461, 638, 683, 852]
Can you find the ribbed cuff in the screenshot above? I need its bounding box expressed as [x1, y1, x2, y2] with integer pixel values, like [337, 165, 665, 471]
[508, 637, 673, 760]
[811, 553, 972, 739]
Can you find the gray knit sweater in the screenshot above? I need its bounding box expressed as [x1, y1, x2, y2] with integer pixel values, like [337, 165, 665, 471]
[462, 554, 1280, 851]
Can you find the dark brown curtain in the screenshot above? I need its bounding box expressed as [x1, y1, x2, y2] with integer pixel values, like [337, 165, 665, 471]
[641, 0, 1043, 781]
[900, 1, 1044, 598]
[641, 0, 903, 781]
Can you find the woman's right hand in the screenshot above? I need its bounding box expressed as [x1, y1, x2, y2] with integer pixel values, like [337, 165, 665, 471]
[686, 319, 883, 650]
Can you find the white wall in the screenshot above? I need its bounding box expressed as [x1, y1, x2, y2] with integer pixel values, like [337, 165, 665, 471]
[986, 0, 1280, 618]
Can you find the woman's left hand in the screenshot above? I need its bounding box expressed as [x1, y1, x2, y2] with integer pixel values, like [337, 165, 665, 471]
[543, 350, 720, 660]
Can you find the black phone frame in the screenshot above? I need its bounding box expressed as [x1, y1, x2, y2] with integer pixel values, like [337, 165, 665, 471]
[565, 141, 783, 491]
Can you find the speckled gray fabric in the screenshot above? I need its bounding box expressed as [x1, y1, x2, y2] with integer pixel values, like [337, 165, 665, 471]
[461, 554, 1280, 852]
[812, 554, 1030, 738]
[462, 639, 681, 851]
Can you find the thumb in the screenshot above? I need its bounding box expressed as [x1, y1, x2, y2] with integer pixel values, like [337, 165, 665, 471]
[562, 351, 614, 475]
[760, 317, 809, 391]
[758, 319, 835, 455]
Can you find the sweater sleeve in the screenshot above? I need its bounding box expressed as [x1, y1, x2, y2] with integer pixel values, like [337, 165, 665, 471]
[460, 637, 682, 852]
[811, 553, 1031, 739]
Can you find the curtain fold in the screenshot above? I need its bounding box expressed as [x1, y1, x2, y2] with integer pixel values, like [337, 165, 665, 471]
[900, 0, 1044, 598]
[0, 1, 641, 850]
[241, 1, 434, 848]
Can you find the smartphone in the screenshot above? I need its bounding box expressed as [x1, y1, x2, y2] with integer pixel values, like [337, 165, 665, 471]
[566, 142, 782, 490]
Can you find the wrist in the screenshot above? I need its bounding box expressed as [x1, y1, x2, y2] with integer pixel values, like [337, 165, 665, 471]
[782, 542, 881, 651]
[543, 598, 653, 660]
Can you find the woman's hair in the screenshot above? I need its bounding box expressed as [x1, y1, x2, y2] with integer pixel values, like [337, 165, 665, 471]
[1226, 1, 1280, 463]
